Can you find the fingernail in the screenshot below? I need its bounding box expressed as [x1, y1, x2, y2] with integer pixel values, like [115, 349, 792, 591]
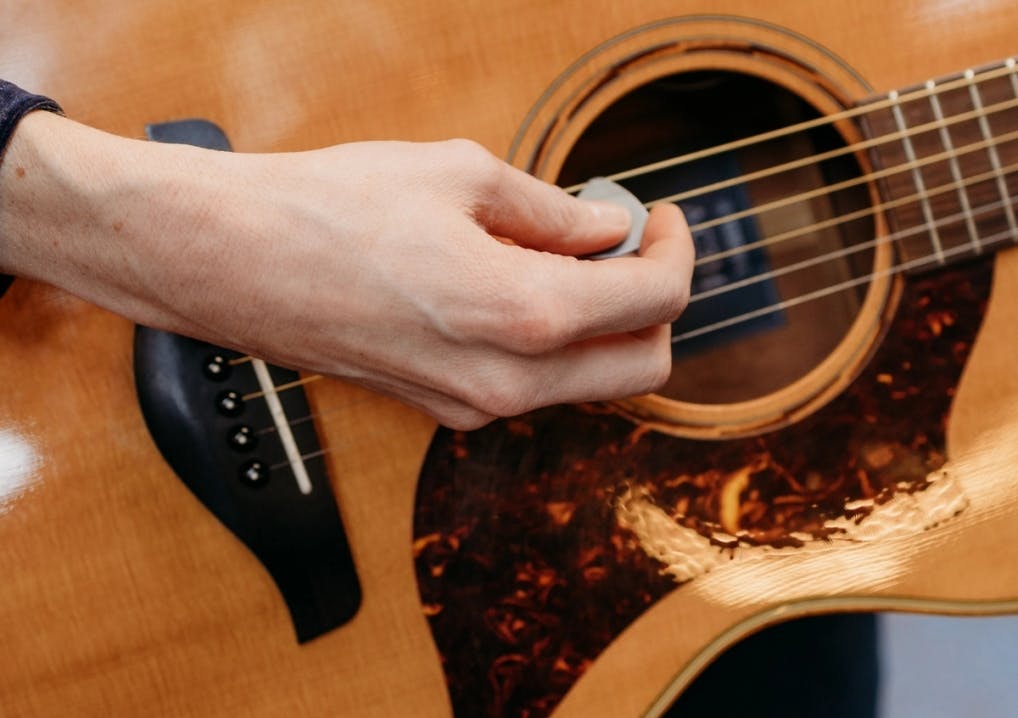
[588, 200, 631, 231]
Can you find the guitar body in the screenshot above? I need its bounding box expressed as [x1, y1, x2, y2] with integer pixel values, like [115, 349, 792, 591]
[2, 2, 1018, 717]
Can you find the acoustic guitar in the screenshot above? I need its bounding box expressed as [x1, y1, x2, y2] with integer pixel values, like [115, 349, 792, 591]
[3, 2, 1018, 716]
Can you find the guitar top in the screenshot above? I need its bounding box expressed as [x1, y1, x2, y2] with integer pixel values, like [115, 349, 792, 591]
[2, 2, 1018, 717]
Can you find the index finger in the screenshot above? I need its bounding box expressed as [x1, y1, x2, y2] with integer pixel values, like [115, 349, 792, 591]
[505, 203, 695, 352]
[637, 203, 695, 273]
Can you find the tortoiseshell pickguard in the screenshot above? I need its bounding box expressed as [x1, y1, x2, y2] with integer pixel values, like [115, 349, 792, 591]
[412, 260, 993, 718]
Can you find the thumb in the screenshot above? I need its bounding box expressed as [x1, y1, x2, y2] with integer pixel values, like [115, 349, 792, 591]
[472, 162, 632, 256]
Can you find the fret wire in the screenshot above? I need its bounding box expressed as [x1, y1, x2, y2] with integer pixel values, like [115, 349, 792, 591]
[1007, 57, 1018, 247]
[965, 69, 1018, 239]
[926, 79, 982, 253]
[888, 89, 945, 265]
[563, 59, 1018, 194]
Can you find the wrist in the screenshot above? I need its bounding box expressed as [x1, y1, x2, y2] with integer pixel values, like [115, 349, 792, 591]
[0, 112, 196, 310]
[1, 111, 117, 277]
[0, 107, 263, 340]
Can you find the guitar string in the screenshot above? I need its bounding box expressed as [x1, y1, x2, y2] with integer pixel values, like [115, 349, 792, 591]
[270, 448, 328, 474]
[243, 186, 1018, 437]
[209, 61, 1017, 362]
[228, 61, 1018, 416]
[689, 162, 1018, 303]
[218, 60, 1018, 305]
[560, 58, 1018, 194]
[254, 395, 377, 438]
[691, 197, 1012, 305]
[242, 373, 321, 401]
[237, 69, 1018, 473]
[234, 168, 1018, 425]
[267, 212, 999, 472]
[687, 158, 1016, 268]
[221, 64, 1018, 379]
[229, 142, 1018, 377]
[264, 203, 999, 480]
[672, 224, 1015, 344]
[616, 93, 1018, 218]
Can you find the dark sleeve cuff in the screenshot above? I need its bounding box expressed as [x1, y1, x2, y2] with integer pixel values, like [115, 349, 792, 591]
[0, 79, 62, 158]
[1, 79, 63, 297]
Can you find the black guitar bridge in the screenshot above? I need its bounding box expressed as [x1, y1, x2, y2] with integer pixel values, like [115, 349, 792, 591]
[133, 119, 360, 643]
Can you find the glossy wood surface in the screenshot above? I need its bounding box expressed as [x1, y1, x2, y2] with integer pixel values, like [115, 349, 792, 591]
[2, 2, 1018, 717]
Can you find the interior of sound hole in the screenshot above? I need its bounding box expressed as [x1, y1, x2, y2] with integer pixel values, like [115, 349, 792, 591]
[558, 72, 876, 405]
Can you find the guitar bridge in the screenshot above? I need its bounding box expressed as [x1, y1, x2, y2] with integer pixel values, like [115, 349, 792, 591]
[133, 120, 360, 643]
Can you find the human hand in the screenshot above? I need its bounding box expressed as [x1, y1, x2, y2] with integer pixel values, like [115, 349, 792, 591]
[0, 112, 693, 428]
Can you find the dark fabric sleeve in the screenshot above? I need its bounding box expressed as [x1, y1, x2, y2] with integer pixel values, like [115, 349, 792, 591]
[0, 79, 63, 297]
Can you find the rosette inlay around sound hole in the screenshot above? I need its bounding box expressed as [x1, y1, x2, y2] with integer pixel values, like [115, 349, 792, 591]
[510, 22, 897, 438]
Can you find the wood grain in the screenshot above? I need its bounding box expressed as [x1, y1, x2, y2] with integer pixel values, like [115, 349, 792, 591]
[1, 1, 1017, 717]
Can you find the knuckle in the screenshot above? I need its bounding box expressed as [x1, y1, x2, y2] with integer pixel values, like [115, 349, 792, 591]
[453, 272, 565, 355]
[444, 138, 498, 175]
[499, 294, 565, 355]
[482, 388, 529, 418]
[466, 369, 534, 418]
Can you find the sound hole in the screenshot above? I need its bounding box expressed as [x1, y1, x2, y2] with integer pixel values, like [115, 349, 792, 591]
[558, 72, 876, 405]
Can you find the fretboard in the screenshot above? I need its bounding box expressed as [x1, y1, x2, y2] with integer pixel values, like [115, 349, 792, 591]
[859, 58, 1018, 272]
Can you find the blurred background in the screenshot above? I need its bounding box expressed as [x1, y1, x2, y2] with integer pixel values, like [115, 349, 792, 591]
[667, 612, 1018, 717]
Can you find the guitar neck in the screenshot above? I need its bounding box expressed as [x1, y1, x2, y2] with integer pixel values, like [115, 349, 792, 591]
[858, 58, 1018, 272]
